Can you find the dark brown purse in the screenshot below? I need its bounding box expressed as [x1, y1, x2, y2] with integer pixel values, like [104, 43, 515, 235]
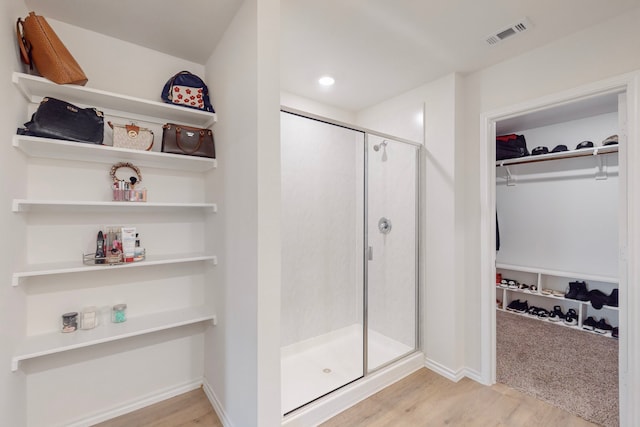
[161, 123, 215, 158]
[16, 11, 88, 86]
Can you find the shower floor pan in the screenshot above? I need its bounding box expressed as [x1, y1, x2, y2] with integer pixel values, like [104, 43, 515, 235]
[281, 324, 413, 415]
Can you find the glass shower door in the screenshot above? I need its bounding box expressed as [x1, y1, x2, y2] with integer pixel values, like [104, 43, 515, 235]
[366, 135, 419, 371]
[280, 111, 366, 414]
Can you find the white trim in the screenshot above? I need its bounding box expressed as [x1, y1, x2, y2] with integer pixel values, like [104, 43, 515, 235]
[424, 357, 465, 382]
[63, 378, 203, 427]
[479, 70, 640, 426]
[203, 377, 234, 427]
[281, 352, 423, 427]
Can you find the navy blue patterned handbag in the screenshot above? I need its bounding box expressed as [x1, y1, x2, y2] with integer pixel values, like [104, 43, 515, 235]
[161, 71, 215, 113]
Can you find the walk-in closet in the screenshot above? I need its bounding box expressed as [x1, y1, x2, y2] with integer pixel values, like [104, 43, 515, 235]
[494, 91, 622, 426]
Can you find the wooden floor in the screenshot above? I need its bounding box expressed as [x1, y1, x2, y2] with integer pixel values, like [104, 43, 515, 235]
[94, 368, 597, 426]
[93, 388, 222, 427]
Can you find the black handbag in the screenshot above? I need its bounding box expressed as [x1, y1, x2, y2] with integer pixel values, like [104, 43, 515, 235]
[161, 123, 215, 158]
[496, 134, 529, 160]
[21, 97, 104, 144]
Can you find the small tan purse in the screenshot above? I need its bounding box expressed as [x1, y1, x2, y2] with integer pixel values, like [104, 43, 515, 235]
[108, 122, 154, 151]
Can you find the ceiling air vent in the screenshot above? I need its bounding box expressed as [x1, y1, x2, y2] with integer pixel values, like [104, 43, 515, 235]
[485, 17, 532, 46]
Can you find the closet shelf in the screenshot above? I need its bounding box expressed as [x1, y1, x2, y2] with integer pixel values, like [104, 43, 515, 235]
[12, 253, 217, 286]
[13, 72, 216, 128]
[497, 285, 619, 311]
[496, 263, 618, 284]
[11, 306, 216, 372]
[13, 135, 217, 171]
[496, 145, 618, 167]
[12, 199, 217, 213]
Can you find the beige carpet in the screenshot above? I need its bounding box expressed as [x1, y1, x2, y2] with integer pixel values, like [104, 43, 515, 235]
[496, 309, 618, 427]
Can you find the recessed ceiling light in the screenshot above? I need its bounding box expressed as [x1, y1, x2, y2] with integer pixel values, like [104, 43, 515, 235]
[318, 76, 335, 86]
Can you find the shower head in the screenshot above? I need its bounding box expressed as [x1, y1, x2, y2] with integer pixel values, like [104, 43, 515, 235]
[373, 140, 388, 152]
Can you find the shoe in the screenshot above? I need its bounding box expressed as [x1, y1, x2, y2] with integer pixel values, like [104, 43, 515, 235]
[518, 283, 529, 291]
[510, 300, 528, 313]
[595, 318, 613, 334]
[513, 300, 528, 313]
[612, 327, 619, 339]
[607, 289, 619, 307]
[565, 281, 589, 301]
[526, 306, 539, 316]
[565, 282, 579, 299]
[563, 308, 578, 326]
[506, 299, 521, 312]
[537, 308, 549, 319]
[548, 305, 564, 322]
[589, 289, 608, 309]
[541, 288, 552, 295]
[582, 316, 597, 331]
[529, 284, 538, 292]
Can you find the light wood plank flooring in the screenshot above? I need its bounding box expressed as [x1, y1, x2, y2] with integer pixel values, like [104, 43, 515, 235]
[94, 368, 597, 426]
[93, 388, 222, 427]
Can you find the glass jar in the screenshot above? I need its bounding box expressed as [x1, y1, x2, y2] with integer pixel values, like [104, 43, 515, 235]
[112, 304, 127, 323]
[62, 312, 78, 333]
[80, 306, 99, 330]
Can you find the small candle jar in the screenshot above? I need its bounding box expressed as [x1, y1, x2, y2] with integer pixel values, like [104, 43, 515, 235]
[62, 312, 78, 333]
[80, 306, 99, 330]
[112, 304, 127, 323]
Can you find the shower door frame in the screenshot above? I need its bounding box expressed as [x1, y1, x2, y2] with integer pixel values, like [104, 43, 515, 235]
[281, 107, 422, 380]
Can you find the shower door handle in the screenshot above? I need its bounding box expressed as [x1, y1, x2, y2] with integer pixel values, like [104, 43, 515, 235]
[367, 246, 373, 261]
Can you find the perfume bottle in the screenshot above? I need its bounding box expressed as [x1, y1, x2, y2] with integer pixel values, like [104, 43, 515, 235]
[95, 230, 105, 264]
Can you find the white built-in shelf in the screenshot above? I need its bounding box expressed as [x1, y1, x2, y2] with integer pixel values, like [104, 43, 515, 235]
[12, 199, 217, 213]
[13, 72, 217, 128]
[496, 263, 618, 284]
[496, 285, 619, 311]
[12, 253, 217, 287]
[11, 306, 216, 371]
[13, 135, 217, 171]
[496, 145, 618, 167]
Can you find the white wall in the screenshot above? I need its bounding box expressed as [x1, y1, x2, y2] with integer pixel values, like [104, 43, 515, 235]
[281, 91, 356, 124]
[48, 21, 204, 101]
[0, 3, 30, 427]
[204, 0, 282, 425]
[356, 88, 424, 144]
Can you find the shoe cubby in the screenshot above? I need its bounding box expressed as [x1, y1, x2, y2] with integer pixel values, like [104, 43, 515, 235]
[496, 264, 618, 338]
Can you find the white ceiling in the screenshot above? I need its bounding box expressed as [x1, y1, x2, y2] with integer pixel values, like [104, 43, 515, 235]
[25, 0, 640, 112]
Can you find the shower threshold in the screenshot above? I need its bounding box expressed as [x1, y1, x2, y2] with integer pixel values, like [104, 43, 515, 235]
[281, 324, 413, 414]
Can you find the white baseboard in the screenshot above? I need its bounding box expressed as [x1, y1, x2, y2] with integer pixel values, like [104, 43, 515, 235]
[202, 377, 234, 427]
[424, 357, 487, 385]
[65, 378, 203, 427]
[424, 357, 465, 382]
[282, 351, 424, 427]
[461, 367, 484, 384]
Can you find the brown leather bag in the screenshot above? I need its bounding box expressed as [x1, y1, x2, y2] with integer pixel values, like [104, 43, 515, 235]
[161, 124, 215, 158]
[16, 11, 88, 86]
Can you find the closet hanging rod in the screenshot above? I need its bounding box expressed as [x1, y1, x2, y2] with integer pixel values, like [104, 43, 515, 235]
[496, 145, 618, 167]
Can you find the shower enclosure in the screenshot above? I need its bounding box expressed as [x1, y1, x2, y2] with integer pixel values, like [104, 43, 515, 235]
[280, 110, 420, 415]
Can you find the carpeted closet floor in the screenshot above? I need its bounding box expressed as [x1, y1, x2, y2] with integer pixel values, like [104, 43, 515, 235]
[497, 310, 618, 427]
